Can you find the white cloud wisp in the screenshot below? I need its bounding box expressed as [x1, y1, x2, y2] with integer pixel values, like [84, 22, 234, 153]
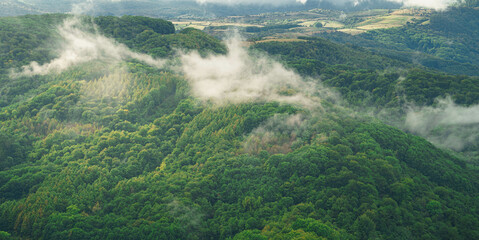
[405, 97, 479, 151]
[179, 34, 326, 107]
[195, 0, 308, 5]
[195, 0, 457, 10]
[12, 17, 165, 77]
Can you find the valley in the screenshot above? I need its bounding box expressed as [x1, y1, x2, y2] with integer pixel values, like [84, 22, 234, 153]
[172, 8, 431, 39]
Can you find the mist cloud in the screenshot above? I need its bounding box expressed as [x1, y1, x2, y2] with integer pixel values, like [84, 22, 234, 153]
[397, 0, 456, 9]
[404, 97, 479, 151]
[196, 0, 307, 5]
[195, 0, 458, 9]
[327, 0, 457, 10]
[179, 34, 327, 107]
[12, 17, 165, 77]
[244, 114, 305, 154]
[13, 14, 333, 109]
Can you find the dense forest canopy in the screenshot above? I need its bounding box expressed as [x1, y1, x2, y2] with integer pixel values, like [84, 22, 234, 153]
[0, 8, 478, 240]
[318, 6, 479, 76]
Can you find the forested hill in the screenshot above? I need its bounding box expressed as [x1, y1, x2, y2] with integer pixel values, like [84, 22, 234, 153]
[253, 38, 479, 108]
[317, 6, 479, 76]
[0, 14, 478, 240]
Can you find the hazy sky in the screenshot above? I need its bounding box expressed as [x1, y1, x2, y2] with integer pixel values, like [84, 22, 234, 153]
[72, 0, 457, 9]
[194, 0, 457, 9]
[195, 0, 307, 5]
[19, 0, 459, 12]
[395, 0, 456, 9]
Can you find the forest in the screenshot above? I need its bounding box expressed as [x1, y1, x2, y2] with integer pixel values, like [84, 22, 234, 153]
[0, 8, 478, 240]
[318, 6, 479, 76]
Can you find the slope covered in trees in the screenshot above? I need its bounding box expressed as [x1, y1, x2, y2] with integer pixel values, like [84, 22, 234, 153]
[254, 38, 479, 108]
[254, 33, 479, 164]
[317, 6, 479, 76]
[0, 14, 478, 240]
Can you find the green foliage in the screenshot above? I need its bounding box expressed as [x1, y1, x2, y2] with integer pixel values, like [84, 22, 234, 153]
[318, 7, 479, 76]
[253, 37, 409, 72]
[0, 14, 66, 72]
[245, 24, 300, 33]
[233, 230, 267, 240]
[0, 13, 478, 240]
[255, 38, 479, 109]
[95, 15, 175, 40]
[132, 28, 227, 58]
[0, 231, 12, 240]
[95, 16, 226, 57]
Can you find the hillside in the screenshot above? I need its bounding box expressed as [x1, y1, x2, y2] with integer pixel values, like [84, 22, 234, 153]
[0, 14, 478, 240]
[0, 0, 44, 16]
[253, 38, 479, 107]
[0, 0, 403, 18]
[317, 6, 479, 76]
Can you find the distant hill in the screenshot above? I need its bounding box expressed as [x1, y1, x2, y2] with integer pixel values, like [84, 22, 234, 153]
[0, 0, 404, 18]
[318, 6, 479, 76]
[0, 0, 44, 16]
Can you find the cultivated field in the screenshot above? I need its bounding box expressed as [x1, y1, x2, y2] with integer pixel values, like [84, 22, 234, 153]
[170, 8, 431, 39]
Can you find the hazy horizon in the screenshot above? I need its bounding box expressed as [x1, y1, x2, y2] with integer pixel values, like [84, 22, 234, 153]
[0, 0, 460, 18]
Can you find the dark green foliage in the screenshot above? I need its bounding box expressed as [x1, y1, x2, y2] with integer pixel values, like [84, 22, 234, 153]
[255, 38, 479, 109]
[429, 7, 479, 35]
[402, 70, 479, 105]
[321, 67, 479, 108]
[95, 15, 175, 40]
[94, 16, 226, 57]
[245, 24, 300, 33]
[318, 7, 479, 76]
[253, 37, 410, 72]
[0, 14, 66, 74]
[0, 131, 32, 171]
[132, 28, 227, 58]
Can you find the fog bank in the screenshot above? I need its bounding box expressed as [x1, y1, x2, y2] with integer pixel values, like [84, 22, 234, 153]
[179, 33, 326, 107]
[405, 97, 479, 151]
[12, 17, 165, 77]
